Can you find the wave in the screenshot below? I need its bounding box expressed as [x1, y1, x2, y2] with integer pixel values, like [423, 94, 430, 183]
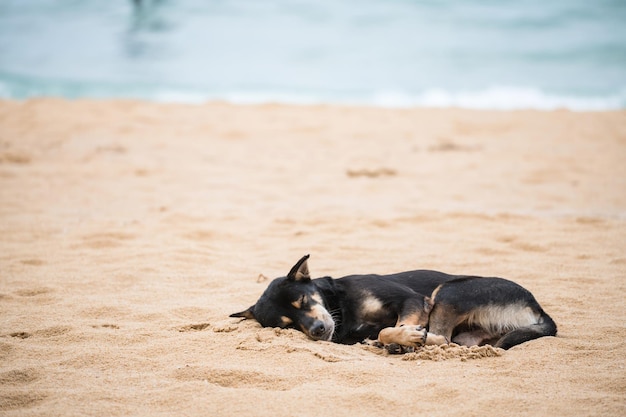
[0, 75, 624, 111]
[152, 87, 626, 111]
[367, 87, 626, 111]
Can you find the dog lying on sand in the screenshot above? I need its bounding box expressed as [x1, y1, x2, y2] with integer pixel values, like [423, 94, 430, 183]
[231, 255, 557, 350]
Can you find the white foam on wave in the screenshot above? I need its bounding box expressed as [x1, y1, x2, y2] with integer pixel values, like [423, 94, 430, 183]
[152, 86, 626, 111]
[369, 86, 626, 111]
[1, 77, 624, 111]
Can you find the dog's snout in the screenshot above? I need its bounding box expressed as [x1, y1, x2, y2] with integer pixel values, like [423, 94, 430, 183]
[303, 304, 335, 341]
[310, 322, 326, 338]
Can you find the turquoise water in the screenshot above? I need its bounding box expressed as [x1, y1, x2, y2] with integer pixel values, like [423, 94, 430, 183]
[1, 0, 625, 109]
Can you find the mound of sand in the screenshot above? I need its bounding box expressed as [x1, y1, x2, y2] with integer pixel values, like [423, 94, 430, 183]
[401, 344, 504, 361]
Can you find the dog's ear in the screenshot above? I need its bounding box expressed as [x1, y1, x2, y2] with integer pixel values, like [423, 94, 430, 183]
[230, 305, 255, 320]
[287, 254, 311, 282]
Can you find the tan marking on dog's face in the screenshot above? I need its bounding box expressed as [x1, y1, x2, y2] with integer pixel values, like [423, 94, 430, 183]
[291, 294, 309, 309]
[292, 292, 322, 310]
[311, 292, 323, 305]
[306, 303, 329, 321]
[280, 316, 293, 326]
[303, 303, 335, 341]
[286, 291, 334, 341]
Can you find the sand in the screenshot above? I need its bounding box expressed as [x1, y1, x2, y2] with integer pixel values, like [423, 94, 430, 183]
[0, 99, 625, 416]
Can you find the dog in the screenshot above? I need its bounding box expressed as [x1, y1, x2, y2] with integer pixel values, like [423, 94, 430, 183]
[230, 255, 557, 350]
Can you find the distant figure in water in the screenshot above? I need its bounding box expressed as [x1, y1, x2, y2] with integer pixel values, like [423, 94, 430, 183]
[132, 0, 165, 5]
[132, 0, 166, 9]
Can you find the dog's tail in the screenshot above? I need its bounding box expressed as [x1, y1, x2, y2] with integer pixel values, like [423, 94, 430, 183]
[495, 309, 557, 350]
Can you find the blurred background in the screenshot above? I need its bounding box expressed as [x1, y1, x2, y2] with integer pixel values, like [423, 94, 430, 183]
[0, 0, 624, 110]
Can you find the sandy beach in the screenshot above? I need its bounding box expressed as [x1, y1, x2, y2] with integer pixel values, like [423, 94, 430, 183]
[1, 99, 625, 416]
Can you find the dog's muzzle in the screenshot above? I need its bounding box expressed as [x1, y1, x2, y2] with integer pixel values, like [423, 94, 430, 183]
[304, 307, 335, 341]
[308, 320, 334, 341]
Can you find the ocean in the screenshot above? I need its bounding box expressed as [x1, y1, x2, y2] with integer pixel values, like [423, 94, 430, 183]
[1, 0, 625, 110]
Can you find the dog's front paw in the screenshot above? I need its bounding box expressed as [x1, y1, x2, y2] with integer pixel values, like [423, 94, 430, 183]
[385, 343, 415, 354]
[378, 325, 427, 348]
[399, 325, 427, 347]
[361, 338, 384, 349]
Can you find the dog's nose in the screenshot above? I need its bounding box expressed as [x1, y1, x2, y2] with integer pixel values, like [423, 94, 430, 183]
[310, 322, 326, 338]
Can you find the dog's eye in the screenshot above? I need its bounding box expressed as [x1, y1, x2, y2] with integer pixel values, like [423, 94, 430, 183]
[291, 295, 309, 309]
[300, 295, 310, 308]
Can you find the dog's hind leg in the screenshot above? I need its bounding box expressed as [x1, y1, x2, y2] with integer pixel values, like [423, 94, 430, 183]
[452, 329, 493, 347]
[424, 302, 463, 346]
[494, 311, 557, 349]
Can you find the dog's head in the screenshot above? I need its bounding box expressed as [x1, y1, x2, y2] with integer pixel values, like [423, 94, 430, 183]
[230, 255, 335, 341]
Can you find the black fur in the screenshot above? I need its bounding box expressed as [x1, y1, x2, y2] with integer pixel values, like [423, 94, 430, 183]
[231, 255, 557, 350]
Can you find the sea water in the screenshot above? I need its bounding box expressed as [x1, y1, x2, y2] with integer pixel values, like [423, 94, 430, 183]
[0, 0, 625, 110]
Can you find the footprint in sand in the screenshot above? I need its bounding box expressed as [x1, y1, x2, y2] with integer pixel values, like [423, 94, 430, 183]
[91, 324, 120, 329]
[0, 393, 47, 411]
[496, 235, 549, 253]
[11, 287, 55, 306]
[20, 259, 45, 266]
[172, 367, 297, 391]
[9, 332, 31, 339]
[6, 326, 71, 340]
[0, 151, 32, 164]
[428, 138, 481, 152]
[14, 287, 52, 297]
[79, 231, 136, 249]
[0, 368, 45, 411]
[346, 167, 397, 178]
[0, 368, 40, 385]
[177, 323, 211, 332]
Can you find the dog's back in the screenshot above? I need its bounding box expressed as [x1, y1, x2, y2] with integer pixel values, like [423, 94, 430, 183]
[338, 269, 458, 298]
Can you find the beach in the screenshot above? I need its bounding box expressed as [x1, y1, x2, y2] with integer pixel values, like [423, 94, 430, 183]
[1, 99, 625, 416]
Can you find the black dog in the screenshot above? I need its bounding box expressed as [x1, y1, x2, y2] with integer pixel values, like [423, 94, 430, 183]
[231, 255, 557, 350]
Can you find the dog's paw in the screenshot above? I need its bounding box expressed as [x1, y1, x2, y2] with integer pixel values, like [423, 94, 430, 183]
[361, 338, 385, 349]
[385, 343, 415, 354]
[378, 325, 428, 348]
[399, 325, 427, 347]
